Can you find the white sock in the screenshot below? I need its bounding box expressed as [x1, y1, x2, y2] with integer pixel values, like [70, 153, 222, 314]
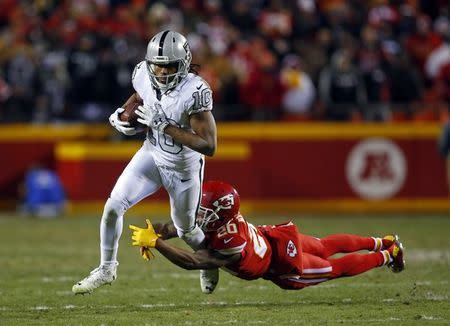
[371, 237, 382, 251]
[178, 225, 206, 250]
[381, 250, 393, 265]
[100, 214, 123, 265]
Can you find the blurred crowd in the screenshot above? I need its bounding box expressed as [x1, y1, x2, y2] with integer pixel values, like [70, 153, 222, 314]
[0, 0, 449, 123]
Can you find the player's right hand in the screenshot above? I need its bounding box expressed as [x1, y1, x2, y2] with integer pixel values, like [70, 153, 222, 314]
[109, 107, 137, 136]
[129, 219, 160, 248]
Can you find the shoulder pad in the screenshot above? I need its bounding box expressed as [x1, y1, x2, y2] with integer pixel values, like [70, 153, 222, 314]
[180, 74, 213, 115]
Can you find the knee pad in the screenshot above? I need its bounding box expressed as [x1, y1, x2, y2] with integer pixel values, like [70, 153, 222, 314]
[177, 225, 205, 250]
[102, 197, 127, 224]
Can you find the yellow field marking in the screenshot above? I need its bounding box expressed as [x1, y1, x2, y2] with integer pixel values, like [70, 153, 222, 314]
[0, 124, 109, 141]
[55, 141, 250, 160]
[218, 122, 441, 140]
[0, 122, 442, 142]
[62, 198, 450, 215]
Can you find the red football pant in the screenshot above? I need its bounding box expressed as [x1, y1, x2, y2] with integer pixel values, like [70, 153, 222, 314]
[271, 234, 386, 290]
[299, 233, 376, 258]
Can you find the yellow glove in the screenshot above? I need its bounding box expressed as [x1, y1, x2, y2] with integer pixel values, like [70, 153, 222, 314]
[129, 219, 160, 248]
[140, 246, 155, 261]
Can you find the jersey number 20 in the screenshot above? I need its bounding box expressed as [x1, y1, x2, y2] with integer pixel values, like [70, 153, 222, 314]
[217, 219, 268, 259]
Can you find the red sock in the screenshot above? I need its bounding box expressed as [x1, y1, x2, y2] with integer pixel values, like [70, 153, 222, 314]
[320, 234, 376, 257]
[329, 252, 385, 278]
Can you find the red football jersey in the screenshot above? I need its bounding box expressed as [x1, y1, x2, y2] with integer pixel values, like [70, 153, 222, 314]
[206, 216, 303, 284]
[206, 215, 272, 280]
[258, 222, 303, 289]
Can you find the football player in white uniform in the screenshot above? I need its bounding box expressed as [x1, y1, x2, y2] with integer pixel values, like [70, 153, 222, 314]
[72, 30, 218, 294]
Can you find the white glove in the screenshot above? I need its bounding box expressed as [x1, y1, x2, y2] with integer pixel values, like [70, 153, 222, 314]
[134, 105, 152, 127]
[109, 108, 137, 136]
[136, 103, 170, 133]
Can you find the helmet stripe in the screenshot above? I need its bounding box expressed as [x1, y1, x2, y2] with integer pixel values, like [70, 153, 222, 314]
[158, 30, 170, 56]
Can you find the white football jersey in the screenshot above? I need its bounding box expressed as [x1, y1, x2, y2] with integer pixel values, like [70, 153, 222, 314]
[132, 61, 213, 171]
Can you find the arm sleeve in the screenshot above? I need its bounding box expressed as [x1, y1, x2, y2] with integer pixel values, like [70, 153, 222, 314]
[210, 235, 246, 256]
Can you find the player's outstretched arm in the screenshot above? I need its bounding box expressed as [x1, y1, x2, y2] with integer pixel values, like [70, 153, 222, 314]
[152, 221, 178, 240]
[155, 239, 240, 270]
[165, 111, 217, 156]
[129, 219, 238, 269]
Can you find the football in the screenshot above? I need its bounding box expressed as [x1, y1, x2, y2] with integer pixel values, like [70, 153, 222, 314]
[119, 96, 144, 128]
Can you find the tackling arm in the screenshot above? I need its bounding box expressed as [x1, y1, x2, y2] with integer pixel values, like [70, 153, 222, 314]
[164, 111, 217, 157]
[152, 221, 178, 240]
[155, 238, 240, 270]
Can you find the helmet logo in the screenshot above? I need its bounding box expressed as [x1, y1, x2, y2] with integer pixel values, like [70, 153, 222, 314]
[183, 42, 191, 62]
[286, 240, 298, 257]
[213, 194, 234, 210]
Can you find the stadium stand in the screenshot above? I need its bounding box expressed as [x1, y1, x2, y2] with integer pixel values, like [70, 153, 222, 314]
[0, 0, 449, 123]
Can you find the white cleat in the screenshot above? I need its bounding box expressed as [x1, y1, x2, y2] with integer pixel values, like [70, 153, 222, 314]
[200, 268, 219, 294]
[72, 264, 118, 295]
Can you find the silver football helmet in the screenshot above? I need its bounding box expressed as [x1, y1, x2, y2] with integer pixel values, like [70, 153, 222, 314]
[145, 30, 192, 91]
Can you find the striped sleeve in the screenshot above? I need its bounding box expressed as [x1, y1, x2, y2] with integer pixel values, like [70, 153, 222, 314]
[217, 242, 247, 256]
[210, 234, 246, 256]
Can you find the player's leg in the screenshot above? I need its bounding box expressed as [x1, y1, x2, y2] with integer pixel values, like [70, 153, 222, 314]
[300, 250, 389, 286]
[270, 253, 333, 290]
[73, 142, 162, 294]
[101, 145, 163, 262]
[328, 251, 389, 278]
[165, 160, 206, 251]
[100, 154, 162, 265]
[326, 237, 406, 277]
[272, 249, 391, 290]
[300, 233, 395, 258]
[164, 158, 218, 294]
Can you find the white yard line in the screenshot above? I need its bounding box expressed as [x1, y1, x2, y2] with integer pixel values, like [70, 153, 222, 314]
[29, 306, 52, 310]
[41, 276, 74, 283]
[407, 249, 450, 262]
[151, 272, 198, 279]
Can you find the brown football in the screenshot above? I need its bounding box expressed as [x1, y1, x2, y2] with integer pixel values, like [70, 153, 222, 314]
[119, 97, 144, 127]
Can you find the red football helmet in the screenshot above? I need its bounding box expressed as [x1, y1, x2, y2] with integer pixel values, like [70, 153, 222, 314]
[197, 180, 241, 232]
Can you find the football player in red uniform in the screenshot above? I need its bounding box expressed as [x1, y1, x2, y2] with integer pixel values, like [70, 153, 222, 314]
[129, 181, 405, 291]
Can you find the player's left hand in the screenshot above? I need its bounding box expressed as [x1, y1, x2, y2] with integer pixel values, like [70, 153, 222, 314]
[129, 219, 160, 248]
[135, 105, 153, 127]
[136, 103, 169, 132]
[150, 103, 170, 132]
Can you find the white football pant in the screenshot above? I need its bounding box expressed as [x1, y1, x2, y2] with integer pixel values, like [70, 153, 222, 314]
[100, 140, 205, 265]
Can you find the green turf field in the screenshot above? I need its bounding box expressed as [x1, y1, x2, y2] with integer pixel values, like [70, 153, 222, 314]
[0, 213, 449, 325]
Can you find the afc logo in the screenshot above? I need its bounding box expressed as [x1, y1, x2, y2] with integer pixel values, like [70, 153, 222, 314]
[286, 240, 298, 258]
[346, 138, 407, 200]
[213, 194, 234, 210]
